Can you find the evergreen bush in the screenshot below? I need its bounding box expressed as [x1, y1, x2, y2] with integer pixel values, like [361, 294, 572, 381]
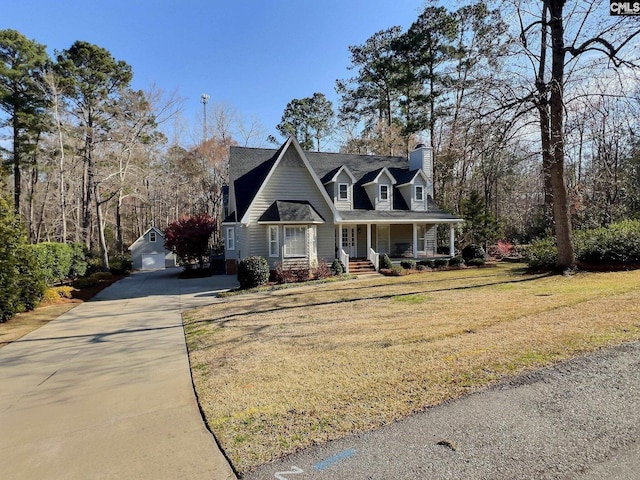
[434, 258, 449, 268]
[449, 255, 464, 267]
[462, 244, 486, 262]
[466, 257, 486, 267]
[400, 259, 416, 269]
[330, 258, 344, 275]
[237, 256, 269, 289]
[379, 253, 393, 269]
[0, 197, 45, 321]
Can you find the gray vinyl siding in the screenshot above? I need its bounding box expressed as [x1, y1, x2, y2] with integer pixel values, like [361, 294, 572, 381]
[244, 146, 336, 267]
[129, 228, 175, 269]
[224, 226, 238, 261]
[334, 170, 353, 211]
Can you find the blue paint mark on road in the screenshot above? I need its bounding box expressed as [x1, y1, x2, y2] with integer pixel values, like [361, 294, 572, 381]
[314, 448, 356, 471]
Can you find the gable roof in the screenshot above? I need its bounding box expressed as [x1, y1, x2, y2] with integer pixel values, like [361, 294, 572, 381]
[236, 137, 339, 225]
[361, 167, 397, 186]
[321, 165, 357, 184]
[127, 226, 164, 251]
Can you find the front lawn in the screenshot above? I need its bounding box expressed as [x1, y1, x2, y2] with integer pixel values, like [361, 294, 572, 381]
[183, 264, 640, 475]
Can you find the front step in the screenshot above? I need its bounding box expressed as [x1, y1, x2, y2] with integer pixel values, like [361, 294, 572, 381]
[348, 259, 377, 274]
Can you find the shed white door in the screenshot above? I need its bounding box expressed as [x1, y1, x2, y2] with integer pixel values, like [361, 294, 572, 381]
[141, 253, 165, 270]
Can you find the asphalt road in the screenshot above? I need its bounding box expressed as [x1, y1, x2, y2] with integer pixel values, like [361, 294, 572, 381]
[242, 341, 640, 480]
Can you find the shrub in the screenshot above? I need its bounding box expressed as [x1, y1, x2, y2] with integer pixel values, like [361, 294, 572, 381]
[273, 262, 294, 283]
[390, 265, 404, 275]
[379, 253, 393, 269]
[491, 240, 513, 258]
[418, 259, 435, 268]
[29, 242, 74, 286]
[466, 257, 486, 267]
[69, 243, 88, 277]
[525, 237, 558, 269]
[400, 259, 416, 270]
[449, 255, 464, 267]
[574, 220, 640, 265]
[109, 254, 132, 275]
[42, 288, 62, 304]
[434, 258, 449, 268]
[55, 286, 75, 298]
[330, 258, 344, 276]
[416, 264, 429, 271]
[0, 197, 46, 321]
[462, 244, 486, 262]
[15, 245, 46, 311]
[313, 260, 332, 279]
[237, 256, 269, 289]
[42, 286, 76, 303]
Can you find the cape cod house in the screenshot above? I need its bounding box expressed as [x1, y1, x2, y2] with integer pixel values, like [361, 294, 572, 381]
[222, 136, 462, 274]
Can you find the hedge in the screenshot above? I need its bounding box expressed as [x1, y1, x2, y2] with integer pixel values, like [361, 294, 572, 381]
[526, 220, 640, 269]
[0, 197, 46, 321]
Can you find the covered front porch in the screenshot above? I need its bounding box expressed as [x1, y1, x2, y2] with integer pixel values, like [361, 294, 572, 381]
[336, 221, 460, 273]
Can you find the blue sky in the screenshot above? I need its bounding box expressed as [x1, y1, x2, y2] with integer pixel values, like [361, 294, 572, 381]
[3, 0, 427, 147]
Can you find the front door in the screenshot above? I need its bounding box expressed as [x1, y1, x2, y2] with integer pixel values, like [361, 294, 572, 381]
[341, 226, 357, 257]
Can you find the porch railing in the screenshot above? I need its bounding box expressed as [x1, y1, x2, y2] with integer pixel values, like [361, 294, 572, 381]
[368, 247, 379, 271]
[339, 249, 349, 273]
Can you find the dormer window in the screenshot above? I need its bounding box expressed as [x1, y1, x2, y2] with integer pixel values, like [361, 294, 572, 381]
[149, 231, 157, 242]
[380, 184, 389, 201]
[338, 183, 349, 200]
[415, 185, 424, 201]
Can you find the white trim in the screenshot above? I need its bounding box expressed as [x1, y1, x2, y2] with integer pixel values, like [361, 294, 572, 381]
[268, 225, 279, 257]
[239, 136, 342, 225]
[362, 167, 397, 187]
[396, 169, 429, 187]
[225, 226, 235, 251]
[324, 165, 357, 184]
[283, 225, 307, 258]
[379, 184, 389, 201]
[338, 183, 349, 200]
[128, 226, 164, 251]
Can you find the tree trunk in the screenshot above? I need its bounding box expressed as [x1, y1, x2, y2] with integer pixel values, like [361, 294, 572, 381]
[12, 116, 21, 214]
[95, 186, 110, 272]
[547, 0, 575, 271]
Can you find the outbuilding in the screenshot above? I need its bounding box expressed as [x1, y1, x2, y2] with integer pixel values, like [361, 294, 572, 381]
[128, 226, 177, 270]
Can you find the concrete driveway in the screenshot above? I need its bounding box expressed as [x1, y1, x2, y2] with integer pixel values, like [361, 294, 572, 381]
[0, 269, 238, 480]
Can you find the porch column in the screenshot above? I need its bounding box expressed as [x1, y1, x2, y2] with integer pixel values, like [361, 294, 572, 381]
[366, 224, 371, 253]
[449, 223, 456, 257]
[336, 225, 342, 252]
[412, 223, 418, 259]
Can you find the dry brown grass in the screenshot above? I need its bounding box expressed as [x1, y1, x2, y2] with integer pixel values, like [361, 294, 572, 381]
[0, 302, 80, 347]
[183, 264, 640, 474]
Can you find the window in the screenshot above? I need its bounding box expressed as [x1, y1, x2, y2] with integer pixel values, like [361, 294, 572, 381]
[149, 231, 157, 242]
[415, 185, 424, 201]
[338, 183, 349, 201]
[379, 184, 389, 201]
[283, 226, 306, 257]
[225, 227, 235, 251]
[268, 226, 279, 257]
